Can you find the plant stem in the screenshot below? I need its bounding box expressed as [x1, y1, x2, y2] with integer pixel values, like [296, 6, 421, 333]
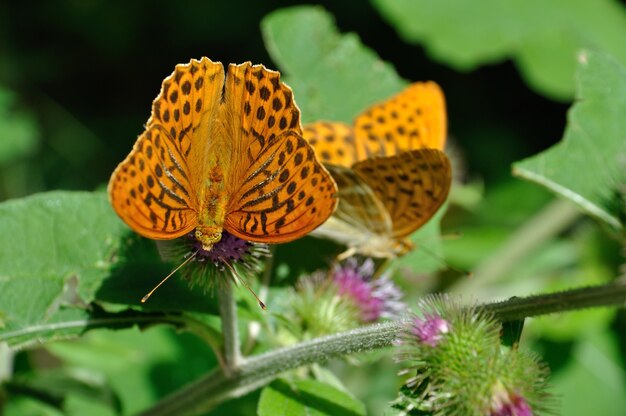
[218, 283, 242, 374]
[138, 279, 626, 416]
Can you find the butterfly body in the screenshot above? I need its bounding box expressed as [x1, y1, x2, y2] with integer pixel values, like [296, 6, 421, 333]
[109, 58, 337, 250]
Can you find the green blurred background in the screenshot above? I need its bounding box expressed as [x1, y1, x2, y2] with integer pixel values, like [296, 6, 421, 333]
[0, 0, 568, 199]
[1, 1, 625, 415]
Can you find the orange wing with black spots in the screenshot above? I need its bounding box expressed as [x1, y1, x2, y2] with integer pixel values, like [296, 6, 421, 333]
[108, 58, 224, 239]
[352, 149, 451, 239]
[303, 82, 446, 167]
[302, 122, 357, 167]
[220, 62, 337, 243]
[109, 57, 337, 248]
[226, 131, 338, 242]
[311, 149, 451, 258]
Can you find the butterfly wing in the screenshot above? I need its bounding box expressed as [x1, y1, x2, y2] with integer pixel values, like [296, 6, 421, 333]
[352, 149, 451, 239]
[353, 82, 447, 160]
[108, 58, 225, 239]
[310, 164, 392, 248]
[302, 121, 358, 167]
[221, 63, 338, 243]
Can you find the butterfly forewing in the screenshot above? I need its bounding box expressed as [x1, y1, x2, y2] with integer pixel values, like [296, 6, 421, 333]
[108, 125, 198, 239]
[352, 149, 451, 239]
[302, 121, 357, 167]
[220, 64, 338, 243]
[353, 82, 447, 160]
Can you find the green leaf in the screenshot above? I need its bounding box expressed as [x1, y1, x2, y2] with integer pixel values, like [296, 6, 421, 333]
[549, 330, 626, 416]
[47, 325, 218, 415]
[0, 191, 126, 345]
[372, 0, 626, 100]
[262, 5, 406, 123]
[258, 378, 366, 416]
[513, 51, 626, 233]
[0, 86, 39, 165]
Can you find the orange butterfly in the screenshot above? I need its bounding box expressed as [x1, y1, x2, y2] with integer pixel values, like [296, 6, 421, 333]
[303, 82, 451, 258]
[109, 58, 338, 251]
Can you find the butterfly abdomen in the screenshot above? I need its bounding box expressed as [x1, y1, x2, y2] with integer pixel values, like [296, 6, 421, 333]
[196, 164, 229, 250]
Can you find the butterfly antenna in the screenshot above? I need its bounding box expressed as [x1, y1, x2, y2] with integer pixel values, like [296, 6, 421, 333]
[141, 249, 200, 303]
[223, 260, 267, 310]
[417, 243, 471, 277]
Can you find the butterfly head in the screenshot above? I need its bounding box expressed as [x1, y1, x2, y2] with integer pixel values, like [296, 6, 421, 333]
[195, 226, 223, 251]
[391, 239, 414, 256]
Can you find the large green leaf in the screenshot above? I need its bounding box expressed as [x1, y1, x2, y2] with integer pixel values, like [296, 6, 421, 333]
[262, 5, 406, 123]
[372, 0, 626, 100]
[0, 191, 219, 348]
[0, 192, 126, 343]
[258, 378, 366, 416]
[514, 51, 626, 233]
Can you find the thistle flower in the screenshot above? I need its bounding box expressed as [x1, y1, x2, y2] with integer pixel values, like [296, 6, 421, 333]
[333, 258, 406, 322]
[489, 382, 533, 416]
[154, 231, 269, 295]
[393, 295, 552, 415]
[411, 313, 451, 347]
[289, 258, 406, 338]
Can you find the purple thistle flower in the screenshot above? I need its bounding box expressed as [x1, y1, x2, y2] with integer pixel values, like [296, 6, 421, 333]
[490, 390, 533, 416]
[157, 230, 269, 291]
[411, 313, 451, 347]
[333, 258, 405, 322]
[190, 231, 255, 268]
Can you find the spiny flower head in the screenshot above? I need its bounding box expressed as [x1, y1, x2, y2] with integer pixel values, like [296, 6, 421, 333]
[158, 231, 269, 291]
[393, 295, 552, 415]
[288, 258, 406, 338]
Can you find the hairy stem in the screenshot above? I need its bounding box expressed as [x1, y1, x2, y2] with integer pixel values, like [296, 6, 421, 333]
[218, 283, 242, 374]
[138, 279, 626, 416]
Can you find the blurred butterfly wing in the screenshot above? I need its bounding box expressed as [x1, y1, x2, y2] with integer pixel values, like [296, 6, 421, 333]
[310, 164, 392, 247]
[303, 121, 358, 167]
[352, 149, 451, 239]
[353, 82, 447, 160]
[221, 63, 338, 243]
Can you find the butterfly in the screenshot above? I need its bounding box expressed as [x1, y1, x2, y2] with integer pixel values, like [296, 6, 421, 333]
[302, 82, 451, 258]
[108, 58, 338, 252]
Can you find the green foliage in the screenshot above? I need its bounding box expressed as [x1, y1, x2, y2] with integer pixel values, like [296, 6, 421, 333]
[514, 50, 626, 233]
[258, 378, 366, 416]
[372, 0, 626, 100]
[262, 5, 406, 123]
[0, 192, 125, 346]
[0, 87, 39, 166]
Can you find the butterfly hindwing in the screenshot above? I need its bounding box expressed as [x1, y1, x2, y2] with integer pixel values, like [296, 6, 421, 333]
[226, 131, 338, 242]
[309, 164, 392, 248]
[352, 149, 451, 239]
